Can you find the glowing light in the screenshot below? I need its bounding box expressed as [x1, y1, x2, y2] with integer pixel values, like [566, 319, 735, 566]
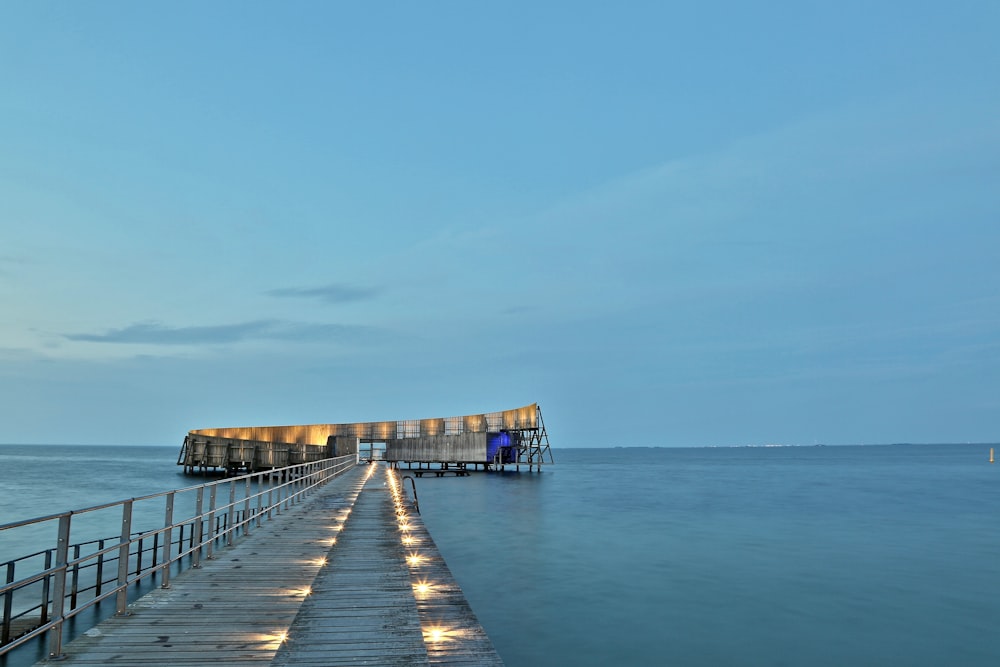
[422, 626, 457, 643]
[402, 536, 416, 546]
[406, 553, 424, 567]
[413, 580, 433, 595]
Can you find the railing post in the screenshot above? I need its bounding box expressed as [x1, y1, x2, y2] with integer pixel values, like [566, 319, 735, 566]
[256, 473, 264, 528]
[243, 478, 252, 537]
[206, 486, 217, 561]
[267, 471, 274, 519]
[70, 544, 81, 610]
[40, 551, 51, 625]
[46, 513, 71, 660]
[116, 500, 134, 616]
[135, 537, 143, 579]
[95, 539, 105, 597]
[193, 487, 204, 568]
[277, 469, 285, 514]
[160, 492, 174, 589]
[2, 562, 15, 646]
[226, 483, 236, 547]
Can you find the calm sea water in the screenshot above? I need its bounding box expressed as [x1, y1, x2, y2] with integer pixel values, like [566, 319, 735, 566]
[2, 444, 998, 666]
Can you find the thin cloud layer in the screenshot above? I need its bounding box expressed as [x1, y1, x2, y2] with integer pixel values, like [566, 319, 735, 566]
[267, 283, 381, 304]
[63, 320, 384, 346]
[0, 254, 28, 278]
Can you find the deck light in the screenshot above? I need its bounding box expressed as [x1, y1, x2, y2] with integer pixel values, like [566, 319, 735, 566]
[423, 626, 454, 643]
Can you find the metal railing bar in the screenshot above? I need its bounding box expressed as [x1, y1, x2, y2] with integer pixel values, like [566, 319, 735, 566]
[2, 456, 357, 658]
[1, 461, 341, 533]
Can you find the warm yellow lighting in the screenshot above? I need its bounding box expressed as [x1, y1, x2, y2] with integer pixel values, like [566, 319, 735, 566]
[422, 626, 457, 643]
[314, 558, 327, 567]
[398, 523, 411, 532]
[406, 553, 424, 566]
[254, 632, 288, 651]
[413, 580, 433, 595]
[402, 535, 416, 545]
[258, 630, 289, 649]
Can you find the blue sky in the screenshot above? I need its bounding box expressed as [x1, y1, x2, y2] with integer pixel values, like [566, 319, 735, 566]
[1, 2, 998, 446]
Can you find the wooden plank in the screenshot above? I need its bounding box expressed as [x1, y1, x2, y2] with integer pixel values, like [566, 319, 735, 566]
[270, 467, 429, 666]
[34, 466, 370, 666]
[33, 463, 503, 666]
[385, 467, 506, 666]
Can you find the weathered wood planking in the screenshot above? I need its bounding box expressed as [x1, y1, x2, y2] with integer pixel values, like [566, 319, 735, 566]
[34, 466, 369, 666]
[390, 469, 505, 666]
[33, 463, 504, 666]
[270, 469, 429, 666]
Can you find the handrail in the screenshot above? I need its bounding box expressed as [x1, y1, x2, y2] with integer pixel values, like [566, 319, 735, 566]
[0, 454, 358, 660]
[0, 461, 339, 534]
[401, 475, 420, 514]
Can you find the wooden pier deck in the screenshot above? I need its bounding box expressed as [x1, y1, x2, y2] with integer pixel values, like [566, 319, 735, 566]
[34, 463, 502, 666]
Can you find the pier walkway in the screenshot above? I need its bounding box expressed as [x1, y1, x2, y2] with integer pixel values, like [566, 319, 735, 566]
[34, 463, 502, 666]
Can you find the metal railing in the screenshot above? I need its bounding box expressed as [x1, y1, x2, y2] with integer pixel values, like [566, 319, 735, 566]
[0, 454, 357, 660]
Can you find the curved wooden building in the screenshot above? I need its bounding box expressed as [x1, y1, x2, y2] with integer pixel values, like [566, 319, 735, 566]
[177, 402, 553, 474]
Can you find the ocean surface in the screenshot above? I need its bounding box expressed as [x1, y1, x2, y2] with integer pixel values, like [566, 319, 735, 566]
[2, 443, 999, 666]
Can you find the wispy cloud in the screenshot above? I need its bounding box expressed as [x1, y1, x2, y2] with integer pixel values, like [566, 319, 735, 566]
[267, 283, 381, 304]
[63, 320, 386, 345]
[0, 254, 29, 278]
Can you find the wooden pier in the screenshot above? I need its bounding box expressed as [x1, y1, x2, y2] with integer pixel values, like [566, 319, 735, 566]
[32, 463, 502, 666]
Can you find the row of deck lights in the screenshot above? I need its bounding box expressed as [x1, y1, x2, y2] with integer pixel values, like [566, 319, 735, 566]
[386, 467, 456, 645]
[272, 463, 377, 648]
